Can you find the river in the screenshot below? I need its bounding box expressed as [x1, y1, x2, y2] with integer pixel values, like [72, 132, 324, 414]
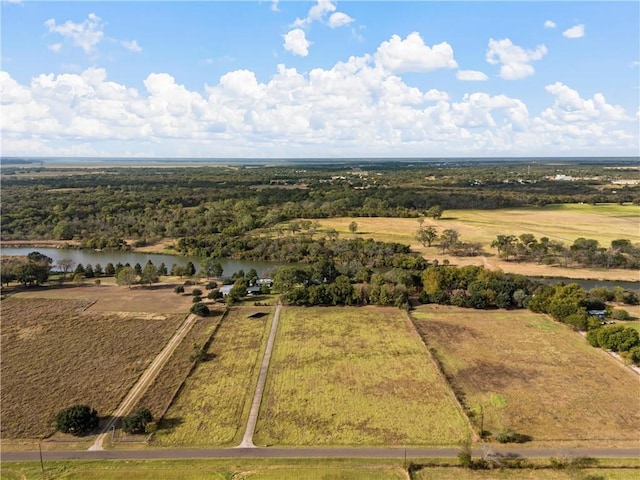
[2, 246, 639, 291]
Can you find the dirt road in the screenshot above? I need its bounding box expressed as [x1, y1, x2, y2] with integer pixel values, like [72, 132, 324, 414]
[88, 313, 200, 451]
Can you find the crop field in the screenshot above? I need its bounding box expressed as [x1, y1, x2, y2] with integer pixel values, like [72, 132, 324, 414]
[411, 305, 640, 446]
[0, 297, 185, 439]
[254, 306, 470, 446]
[152, 306, 272, 446]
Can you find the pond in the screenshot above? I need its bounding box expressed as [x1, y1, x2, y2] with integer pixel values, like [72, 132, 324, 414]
[0, 247, 283, 278]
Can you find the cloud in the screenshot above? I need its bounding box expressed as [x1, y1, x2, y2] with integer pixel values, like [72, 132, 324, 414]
[456, 70, 488, 81]
[375, 32, 458, 73]
[121, 40, 142, 53]
[544, 20, 556, 29]
[563, 24, 585, 39]
[270, 0, 279, 12]
[328, 12, 354, 28]
[283, 29, 310, 57]
[45, 13, 104, 54]
[1, 37, 637, 157]
[486, 38, 547, 80]
[48, 43, 62, 53]
[629, 60, 640, 68]
[542, 82, 629, 123]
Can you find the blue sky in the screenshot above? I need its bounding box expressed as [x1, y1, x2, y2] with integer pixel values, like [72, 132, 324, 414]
[1, 1, 638, 158]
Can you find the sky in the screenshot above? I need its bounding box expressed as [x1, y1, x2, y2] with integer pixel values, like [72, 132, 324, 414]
[1, 0, 639, 159]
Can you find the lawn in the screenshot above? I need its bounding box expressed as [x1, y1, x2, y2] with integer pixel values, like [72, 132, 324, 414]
[254, 306, 471, 446]
[152, 306, 272, 447]
[0, 297, 185, 440]
[411, 305, 640, 446]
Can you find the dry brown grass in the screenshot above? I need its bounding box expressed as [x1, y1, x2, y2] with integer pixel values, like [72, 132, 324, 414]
[0, 296, 185, 439]
[315, 204, 640, 282]
[411, 305, 640, 447]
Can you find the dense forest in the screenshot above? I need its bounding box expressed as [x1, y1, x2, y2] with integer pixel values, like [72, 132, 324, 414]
[2, 159, 638, 244]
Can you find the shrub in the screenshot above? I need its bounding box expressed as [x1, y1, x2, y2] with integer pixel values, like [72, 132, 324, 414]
[192, 288, 203, 297]
[56, 404, 99, 435]
[205, 281, 217, 290]
[173, 285, 184, 294]
[610, 309, 631, 320]
[208, 289, 222, 300]
[495, 430, 531, 443]
[190, 302, 209, 317]
[122, 407, 153, 435]
[192, 295, 202, 303]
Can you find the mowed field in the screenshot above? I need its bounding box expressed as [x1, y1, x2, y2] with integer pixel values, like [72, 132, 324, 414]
[254, 306, 470, 446]
[313, 203, 640, 281]
[0, 294, 186, 440]
[411, 305, 640, 446]
[153, 306, 272, 447]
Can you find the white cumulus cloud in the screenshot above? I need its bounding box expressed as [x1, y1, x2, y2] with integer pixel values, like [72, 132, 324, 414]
[456, 70, 488, 81]
[45, 13, 104, 54]
[563, 24, 585, 39]
[375, 32, 458, 73]
[121, 40, 142, 52]
[48, 43, 62, 53]
[544, 20, 556, 29]
[283, 29, 310, 57]
[328, 12, 354, 28]
[486, 38, 547, 80]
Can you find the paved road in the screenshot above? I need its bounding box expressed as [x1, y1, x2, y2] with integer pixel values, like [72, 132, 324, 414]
[88, 313, 199, 451]
[238, 302, 282, 448]
[2, 446, 639, 462]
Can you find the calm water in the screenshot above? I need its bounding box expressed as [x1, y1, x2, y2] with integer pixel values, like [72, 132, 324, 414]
[2, 246, 639, 291]
[0, 247, 283, 278]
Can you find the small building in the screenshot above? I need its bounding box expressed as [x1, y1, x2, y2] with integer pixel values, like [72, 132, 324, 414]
[588, 310, 607, 319]
[246, 286, 262, 296]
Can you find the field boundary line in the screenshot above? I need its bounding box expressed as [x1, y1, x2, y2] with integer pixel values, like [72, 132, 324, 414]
[237, 302, 282, 448]
[88, 312, 200, 451]
[153, 307, 230, 426]
[404, 310, 479, 442]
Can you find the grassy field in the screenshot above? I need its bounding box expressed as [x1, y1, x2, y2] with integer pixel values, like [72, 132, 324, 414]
[152, 306, 272, 447]
[313, 203, 640, 281]
[254, 306, 470, 446]
[411, 305, 640, 446]
[0, 297, 185, 440]
[2, 459, 639, 480]
[132, 307, 225, 421]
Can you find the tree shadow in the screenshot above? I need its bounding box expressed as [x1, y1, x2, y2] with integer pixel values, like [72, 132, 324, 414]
[157, 417, 183, 433]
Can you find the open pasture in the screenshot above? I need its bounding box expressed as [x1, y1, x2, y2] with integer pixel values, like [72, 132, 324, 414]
[411, 305, 640, 446]
[254, 306, 470, 446]
[412, 467, 640, 480]
[314, 203, 640, 281]
[10, 281, 195, 314]
[0, 297, 185, 439]
[153, 306, 272, 447]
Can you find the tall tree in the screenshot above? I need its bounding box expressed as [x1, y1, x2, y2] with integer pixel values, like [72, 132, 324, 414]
[116, 266, 137, 289]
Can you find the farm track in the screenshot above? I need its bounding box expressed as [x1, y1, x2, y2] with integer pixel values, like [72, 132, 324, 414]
[238, 302, 282, 448]
[88, 313, 200, 451]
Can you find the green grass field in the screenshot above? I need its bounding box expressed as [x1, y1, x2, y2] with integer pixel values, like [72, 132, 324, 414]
[2, 459, 639, 480]
[411, 305, 640, 446]
[152, 306, 272, 447]
[254, 306, 471, 446]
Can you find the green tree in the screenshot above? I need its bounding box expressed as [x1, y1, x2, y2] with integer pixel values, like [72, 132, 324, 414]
[427, 205, 444, 219]
[439, 229, 460, 254]
[104, 262, 116, 276]
[56, 404, 99, 435]
[116, 266, 137, 289]
[415, 226, 438, 247]
[201, 256, 223, 279]
[190, 302, 210, 317]
[349, 221, 358, 237]
[185, 261, 196, 276]
[122, 408, 153, 435]
[140, 263, 159, 287]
